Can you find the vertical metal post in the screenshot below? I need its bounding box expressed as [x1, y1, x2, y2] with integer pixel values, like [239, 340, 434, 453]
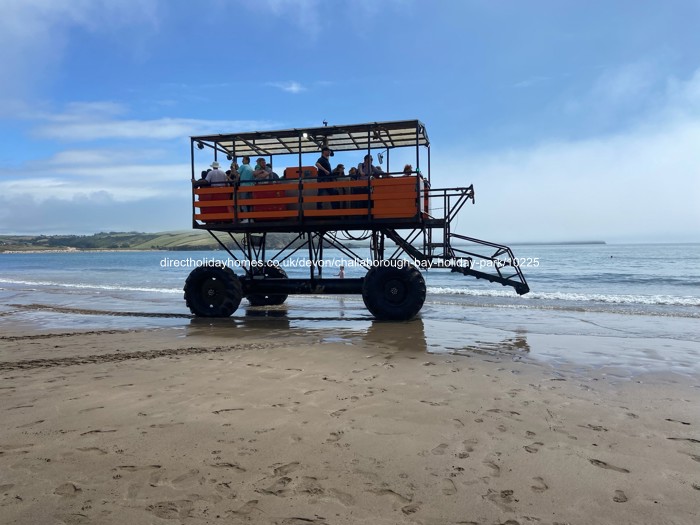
[415, 124, 420, 174]
[308, 233, 315, 280]
[318, 232, 324, 278]
[190, 139, 196, 227]
[427, 143, 431, 185]
[298, 133, 304, 221]
[232, 144, 238, 223]
[367, 128, 372, 220]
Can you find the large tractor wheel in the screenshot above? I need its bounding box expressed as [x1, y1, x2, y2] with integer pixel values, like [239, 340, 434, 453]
[362, 263, 426, 320]
[184, 264, 242, 317]
[246, 264, 289, 307]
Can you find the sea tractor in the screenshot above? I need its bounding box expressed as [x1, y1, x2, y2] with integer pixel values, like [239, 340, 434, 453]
[185, 120, 529, 320]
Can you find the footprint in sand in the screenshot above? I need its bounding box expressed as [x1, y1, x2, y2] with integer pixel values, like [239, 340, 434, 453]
[273, 462, 301, 476]
[482, 488, 515, 512]
[530, 477, 548, 493]
[116, 465, 162, 472]
[665, 418, 691, 426]
[146, 500, 194, 520]
[54, 483, 81, 497]
[297, 476, 324, 496]
[431, 443, 448, 455]
[76, 447, 107, 455]
[368, 488, 411, 506]
[327, 488, 355, 506]
[326, 431, 344, 443]
[227, 499, 260, 517]
[171, 469, 204, 486]
[56, 514, 90, 525]
[524, 442, 544, 453]
[210, 462, 246, 472]
[78, 406, 104, 413]
[613, 490, 628, 502]
[442, 478, 457, 496]
[258, 477, 292, 496]
[668, 437, 700, 444]
[589, 459, 630, 473]
[402, 502, 421, 515]
[80, 429, 116, 436]
[482, 460, 501, 477]
[16, 420, 44, 429]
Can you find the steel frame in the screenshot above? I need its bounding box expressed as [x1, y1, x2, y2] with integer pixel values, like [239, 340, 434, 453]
[190, 120, 530, 303]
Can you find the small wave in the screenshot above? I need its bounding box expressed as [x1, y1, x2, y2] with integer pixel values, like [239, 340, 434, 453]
[426, 286, 700, 307]
[0, 278, 181, 295]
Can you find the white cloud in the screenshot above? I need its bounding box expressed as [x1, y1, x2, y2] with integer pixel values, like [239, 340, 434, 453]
[266, 81, 307, 94]
[31, 105, 278, 141]
[47, 148, 161, 166]
[513, 76, 550, 89]
[246, 0, 321, 35]
[0, 0, 161, 107]
[0, 157, 191, 202]
[590, 61, 657, 107]
[439, 67, 700, 243]
[0, 192, 190, 235]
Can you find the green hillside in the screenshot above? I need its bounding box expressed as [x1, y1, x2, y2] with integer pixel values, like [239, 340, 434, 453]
[0, 230, 366, 252]
[1, 231, 235, 252]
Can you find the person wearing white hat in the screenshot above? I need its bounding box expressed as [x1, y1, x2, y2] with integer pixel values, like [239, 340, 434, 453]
[205, 160, 228, 186]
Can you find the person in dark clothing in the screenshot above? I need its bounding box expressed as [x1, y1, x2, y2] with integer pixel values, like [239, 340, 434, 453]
[315, 146, 339, 210]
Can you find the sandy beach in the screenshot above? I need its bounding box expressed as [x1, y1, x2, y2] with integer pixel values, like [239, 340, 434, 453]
[1, 317, 698, 525]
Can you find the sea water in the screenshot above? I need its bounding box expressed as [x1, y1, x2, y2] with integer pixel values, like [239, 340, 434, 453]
[1, 244, 699, 376]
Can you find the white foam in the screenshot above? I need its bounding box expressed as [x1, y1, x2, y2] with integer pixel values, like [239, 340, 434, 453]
[426, 286, 700, 307]
[0, 278, 181, 295]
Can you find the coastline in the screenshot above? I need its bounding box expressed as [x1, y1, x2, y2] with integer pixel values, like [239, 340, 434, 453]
[1, 322, 698, 524]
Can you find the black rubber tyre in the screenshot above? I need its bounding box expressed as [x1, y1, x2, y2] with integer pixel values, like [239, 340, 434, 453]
[362, 263, 426, 320]
[246, 264, 289, 306]
[184, 264, 242, 317]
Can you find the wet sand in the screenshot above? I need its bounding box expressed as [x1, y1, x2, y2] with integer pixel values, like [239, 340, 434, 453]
[1, 314, 699, 525]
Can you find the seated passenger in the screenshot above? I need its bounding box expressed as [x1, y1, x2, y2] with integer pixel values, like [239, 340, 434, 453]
[403, 164, 413, 176]
[332, 164, 348, 208]
[348, 167, 359, 179]
[229, 161, 240, 184]
[357, 154, 384, 178]
[351, 163, 371, 209]
[253, 158, 272, 181]
[267, 160, 281, 181]
[193, 169, 210, 187]
[332, 163, 346, 178]
[205, 161, 227, 186]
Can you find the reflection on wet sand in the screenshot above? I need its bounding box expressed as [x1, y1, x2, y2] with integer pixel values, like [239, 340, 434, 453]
[441, 328, 531, 360]
[186, 306, 530, 362]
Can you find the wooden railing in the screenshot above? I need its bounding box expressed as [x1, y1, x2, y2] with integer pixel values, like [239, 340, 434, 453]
[193, 176, 426, 224]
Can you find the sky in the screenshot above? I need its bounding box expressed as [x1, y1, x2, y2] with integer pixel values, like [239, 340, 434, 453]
[0, 0, 699, 243]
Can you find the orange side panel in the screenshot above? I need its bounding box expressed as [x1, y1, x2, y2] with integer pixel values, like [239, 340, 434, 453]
[195, 187, 234, 196]
[239, 210, 298, 219]
[237, 196, 298, 206]
[284, 166, 318, 179]
[303, 209, 371, 217]
[194, 212, 234, 221]
[195, 199, 235, 208]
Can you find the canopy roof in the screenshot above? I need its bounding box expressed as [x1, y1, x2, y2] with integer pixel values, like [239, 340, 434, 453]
[192, 119, 429, 158]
